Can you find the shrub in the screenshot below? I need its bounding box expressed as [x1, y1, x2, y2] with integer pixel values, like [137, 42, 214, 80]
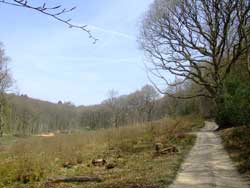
[216, 75, 250, 128]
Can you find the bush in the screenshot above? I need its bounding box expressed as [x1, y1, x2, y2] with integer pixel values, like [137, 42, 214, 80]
[216, 75, 250, 128]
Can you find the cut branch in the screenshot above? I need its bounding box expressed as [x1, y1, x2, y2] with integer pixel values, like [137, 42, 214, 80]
[46, 176, 102, 184]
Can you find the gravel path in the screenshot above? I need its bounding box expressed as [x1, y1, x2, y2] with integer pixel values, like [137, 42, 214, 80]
[170, 121, 250, 188]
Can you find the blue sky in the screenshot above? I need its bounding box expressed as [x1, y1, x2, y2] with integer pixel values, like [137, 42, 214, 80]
[0, 0, 154, 105]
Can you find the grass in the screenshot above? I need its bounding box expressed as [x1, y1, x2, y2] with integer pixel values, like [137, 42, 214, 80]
[0, 116, 203, 188]
[221, 125, 250, 178]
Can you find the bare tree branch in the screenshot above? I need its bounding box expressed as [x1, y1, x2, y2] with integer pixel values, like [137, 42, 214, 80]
[139, 0, 250, 99]
[0, 0, 98, 43]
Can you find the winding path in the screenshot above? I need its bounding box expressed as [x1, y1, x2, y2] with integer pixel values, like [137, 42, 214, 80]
[170, 121, 250, 188]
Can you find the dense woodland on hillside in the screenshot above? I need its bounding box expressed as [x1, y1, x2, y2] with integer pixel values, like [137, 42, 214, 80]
[3, 86, 163, 135]
[1, 84, 198, 135]
[0, 82, 219, 136]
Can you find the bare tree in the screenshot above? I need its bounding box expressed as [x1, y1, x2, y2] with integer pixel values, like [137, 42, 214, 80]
[0, 43, 12, 93]
[0, 0, 97, 43]
[139, 0, 250, 99]
[0, 43, 12, 136]
[106, 90, 120, 128]
[140, 85, 159, 121]
[106, 90, 119, 108]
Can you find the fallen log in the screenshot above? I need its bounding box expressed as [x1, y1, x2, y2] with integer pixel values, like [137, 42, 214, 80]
[46, 176, 102, 183]
[160, 146, 179, 154]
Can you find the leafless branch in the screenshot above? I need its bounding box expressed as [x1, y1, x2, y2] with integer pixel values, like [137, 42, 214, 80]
[0, 0, 98, 43]
[139, 0, 250, 99]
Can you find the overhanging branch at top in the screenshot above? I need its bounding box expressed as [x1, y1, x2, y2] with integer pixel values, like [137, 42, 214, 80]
[0, 0, 98, 43]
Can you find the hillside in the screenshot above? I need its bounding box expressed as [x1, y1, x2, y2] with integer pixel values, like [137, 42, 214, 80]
[3, 85, 167, 135]
[5, 93, 79, 135]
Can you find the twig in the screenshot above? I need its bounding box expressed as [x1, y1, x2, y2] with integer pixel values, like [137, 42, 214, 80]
[0, 0, 98, 43]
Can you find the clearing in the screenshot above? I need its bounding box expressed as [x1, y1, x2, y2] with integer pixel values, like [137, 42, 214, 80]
[0, 117, 202, 188]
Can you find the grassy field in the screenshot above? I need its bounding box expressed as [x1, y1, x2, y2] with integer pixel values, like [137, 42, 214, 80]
[221, 126, 250, 178]
[0, 116, 203, 188]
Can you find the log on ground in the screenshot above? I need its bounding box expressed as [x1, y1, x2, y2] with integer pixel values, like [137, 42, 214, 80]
[47, 176, 102, 183]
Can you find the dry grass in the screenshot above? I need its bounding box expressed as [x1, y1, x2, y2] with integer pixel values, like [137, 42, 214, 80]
[221, 125, 250, 177]
[0, 116, 203, 188]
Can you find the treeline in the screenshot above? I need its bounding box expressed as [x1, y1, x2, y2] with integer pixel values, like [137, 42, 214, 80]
[4, 94, 78, 135]
[2, 80, 224, 136]
[79, 85, 166, 129]
[1, 85, 169, 135]
[4, 71, 248, 136]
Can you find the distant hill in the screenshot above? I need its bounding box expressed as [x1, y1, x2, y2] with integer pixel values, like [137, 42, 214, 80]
[3, 85, 166, 135]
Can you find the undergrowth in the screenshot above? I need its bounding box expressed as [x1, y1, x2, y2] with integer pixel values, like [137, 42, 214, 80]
[0, 116, 203, 188]
[221, 125, 250, 177]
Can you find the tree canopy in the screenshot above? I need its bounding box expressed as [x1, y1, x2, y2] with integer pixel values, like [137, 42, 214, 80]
[139, 0, 250, 99]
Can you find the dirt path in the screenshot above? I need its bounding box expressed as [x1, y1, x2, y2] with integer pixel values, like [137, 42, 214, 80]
[170, 121, 250, 188]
